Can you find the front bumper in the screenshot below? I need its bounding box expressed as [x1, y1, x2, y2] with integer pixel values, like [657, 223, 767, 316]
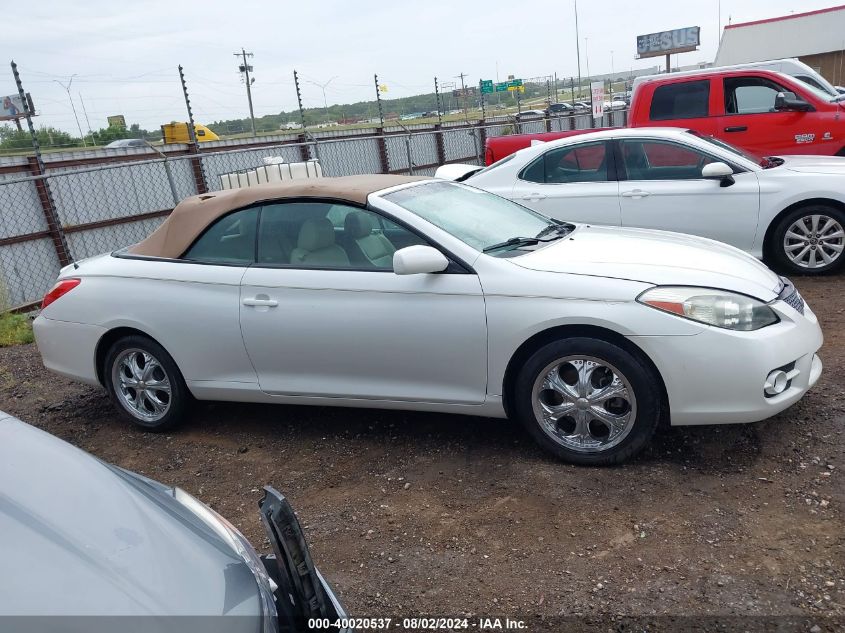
[630, 298, 823, 426]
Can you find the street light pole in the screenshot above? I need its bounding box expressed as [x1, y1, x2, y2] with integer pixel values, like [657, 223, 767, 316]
[305, 76, 339, 122]
[574, 0, 582, 99]
[53, 75, 86, 147]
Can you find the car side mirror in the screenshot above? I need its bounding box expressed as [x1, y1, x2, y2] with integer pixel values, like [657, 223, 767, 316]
[393, 245, 449, 275]
[702, 161, 735, 187]
[774, 91, 813, 112]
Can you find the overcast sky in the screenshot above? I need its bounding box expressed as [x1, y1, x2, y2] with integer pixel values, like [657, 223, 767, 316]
[6, 0, 840, 133]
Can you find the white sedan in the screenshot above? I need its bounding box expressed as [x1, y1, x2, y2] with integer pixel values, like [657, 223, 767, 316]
[438, 128, 845, 274]
[34, 175, 822, 465]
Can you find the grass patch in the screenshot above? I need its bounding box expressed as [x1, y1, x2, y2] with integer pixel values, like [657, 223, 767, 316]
[0, 312, 34, 347]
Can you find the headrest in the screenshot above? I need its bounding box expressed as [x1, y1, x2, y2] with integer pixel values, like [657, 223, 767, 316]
[297, 217, 336, 251]
[344, 210, 373, 239]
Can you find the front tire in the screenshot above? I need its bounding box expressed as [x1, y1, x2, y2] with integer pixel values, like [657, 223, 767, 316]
[513, 337, 661, 466]
[771, 205, 845, 274]
[103, 335, 189, 431]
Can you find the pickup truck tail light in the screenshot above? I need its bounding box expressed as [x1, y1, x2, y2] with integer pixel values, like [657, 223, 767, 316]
[41, 278, 81, 309]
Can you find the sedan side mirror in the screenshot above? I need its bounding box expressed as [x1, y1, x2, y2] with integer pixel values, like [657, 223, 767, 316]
[393, 245, 449, 275]
[702, 161, 735, 187]
[774, 91, 813, 112]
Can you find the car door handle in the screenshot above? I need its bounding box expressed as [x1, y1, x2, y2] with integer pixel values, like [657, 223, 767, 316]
[724, 125, 748, 132]
[621, 189, 651, 198]
[521, 193, 547, 201]
[242, 297, 278, 307]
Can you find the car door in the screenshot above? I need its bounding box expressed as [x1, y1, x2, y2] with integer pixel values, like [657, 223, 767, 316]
[616, 138, 760, 251]
[239, 200, 488, 404]
[508, 140, 621, 226]
[718, 75, 823, 156]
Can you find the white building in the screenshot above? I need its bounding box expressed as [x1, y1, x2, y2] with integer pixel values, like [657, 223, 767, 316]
[715, 4, 845, 84]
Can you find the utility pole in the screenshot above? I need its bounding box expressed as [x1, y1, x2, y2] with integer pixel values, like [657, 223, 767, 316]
[293, 70, 306, 128]
[234, 48, 256, 136]
[455, 72, 469, 122]
[478, 79, 486, 120]
[433, 77, 443, 125]
[53, 75, 86, 147]
[574, 0, 582, 99]
[374, 74, 385, 127]
[178, 65, 198, 146]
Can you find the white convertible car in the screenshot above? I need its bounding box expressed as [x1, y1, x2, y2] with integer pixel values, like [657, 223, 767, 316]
[34, 175, 822, 465]
[437, 128, 845, 274]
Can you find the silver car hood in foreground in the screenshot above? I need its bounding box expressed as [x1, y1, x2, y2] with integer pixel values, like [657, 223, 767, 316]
[510, 224, 782, 300]
[0, 412, 262, 620]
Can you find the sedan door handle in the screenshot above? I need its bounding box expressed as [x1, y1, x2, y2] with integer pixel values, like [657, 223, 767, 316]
[621, 189, 651, 198]
[242, 297, 278, 307]
[724, 125, 748, 133]
[521, 193, 547, 201]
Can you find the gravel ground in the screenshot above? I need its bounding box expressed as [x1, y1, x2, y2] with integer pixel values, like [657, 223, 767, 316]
[1, 274, 843, 632]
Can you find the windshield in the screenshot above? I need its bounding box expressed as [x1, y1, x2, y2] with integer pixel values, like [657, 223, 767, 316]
[383, 181, 561, 254]
[685, 130, 769, 167]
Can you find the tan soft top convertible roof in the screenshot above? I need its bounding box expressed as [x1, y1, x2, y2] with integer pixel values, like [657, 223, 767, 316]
[128, 174, 428, 259]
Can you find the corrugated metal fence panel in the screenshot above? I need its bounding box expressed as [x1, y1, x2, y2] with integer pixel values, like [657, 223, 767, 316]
[48, 161, 192, 227]
[412, 132, 439, 168]
[0, 238, 60, 308]
[442, 127, 480, 163]
[317, 137, 382, 176]
[0, 176, 46, 238]
[66, 216, 167, 261]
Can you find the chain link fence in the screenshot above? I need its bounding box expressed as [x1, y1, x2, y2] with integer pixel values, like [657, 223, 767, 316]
[0, 111, 627, 310]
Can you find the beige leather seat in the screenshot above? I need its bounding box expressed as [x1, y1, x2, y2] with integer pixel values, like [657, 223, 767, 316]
[290, 218, 349, 267]
[344, 211, 396, 268]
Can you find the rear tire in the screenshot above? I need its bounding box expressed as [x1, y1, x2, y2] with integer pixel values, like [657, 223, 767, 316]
[103, 335, 189, 431]
[513, 337, 661, 466]
[771, 204, 845, 274]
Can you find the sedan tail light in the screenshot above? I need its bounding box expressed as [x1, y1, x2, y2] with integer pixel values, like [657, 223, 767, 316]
[41, 278, 81, 309]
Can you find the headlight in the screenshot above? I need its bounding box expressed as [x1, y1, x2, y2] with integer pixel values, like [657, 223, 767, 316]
[637, 286, 779, 331]
[173, 488, 279, 632]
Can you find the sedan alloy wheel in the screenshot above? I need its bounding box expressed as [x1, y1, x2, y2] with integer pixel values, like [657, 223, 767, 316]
[782, 213, 844, 270]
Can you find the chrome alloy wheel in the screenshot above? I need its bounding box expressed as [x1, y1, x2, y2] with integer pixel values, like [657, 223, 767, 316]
[531, 356, 637, 453]
[783, 214, 845, 269]
[111, 348, 172, 422]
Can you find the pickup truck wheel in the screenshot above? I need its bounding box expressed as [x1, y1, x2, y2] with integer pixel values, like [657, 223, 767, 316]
[772, 205, 845, 274]
[513, 337, 661, 466]
[103, 335, 189, 431]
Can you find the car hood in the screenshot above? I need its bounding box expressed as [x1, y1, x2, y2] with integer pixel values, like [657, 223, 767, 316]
[779, 154, 845, 174]
[0, 413, 262, 620]
[510, 224, 782, 300]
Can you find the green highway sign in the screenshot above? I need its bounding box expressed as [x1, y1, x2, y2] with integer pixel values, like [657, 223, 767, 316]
[507, 79, 523, 88]
[495, 82, 509, 92]
[480, 79, 494, 94]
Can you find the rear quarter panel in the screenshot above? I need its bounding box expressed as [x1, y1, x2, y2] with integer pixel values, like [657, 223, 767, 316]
[41, 255, 258, 386]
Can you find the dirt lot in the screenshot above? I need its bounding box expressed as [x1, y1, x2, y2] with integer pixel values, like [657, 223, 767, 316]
[1, 275, 843, 632]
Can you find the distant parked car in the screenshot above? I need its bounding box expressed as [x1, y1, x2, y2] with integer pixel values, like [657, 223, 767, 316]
[547, 103, 575, 116]
[0, 410, 347, 630]
[573, 101, 591, 112]
[515, 109, 546, 120]
[603, 99, 627, 111]
[34, 175, 823, 465]
[104, 138, 147, 149]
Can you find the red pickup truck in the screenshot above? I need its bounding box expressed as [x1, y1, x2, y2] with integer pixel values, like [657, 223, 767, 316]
[485, 68, 845, 164]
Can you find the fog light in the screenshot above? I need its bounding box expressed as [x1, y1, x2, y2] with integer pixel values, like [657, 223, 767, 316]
[764, 370, 789, 396]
